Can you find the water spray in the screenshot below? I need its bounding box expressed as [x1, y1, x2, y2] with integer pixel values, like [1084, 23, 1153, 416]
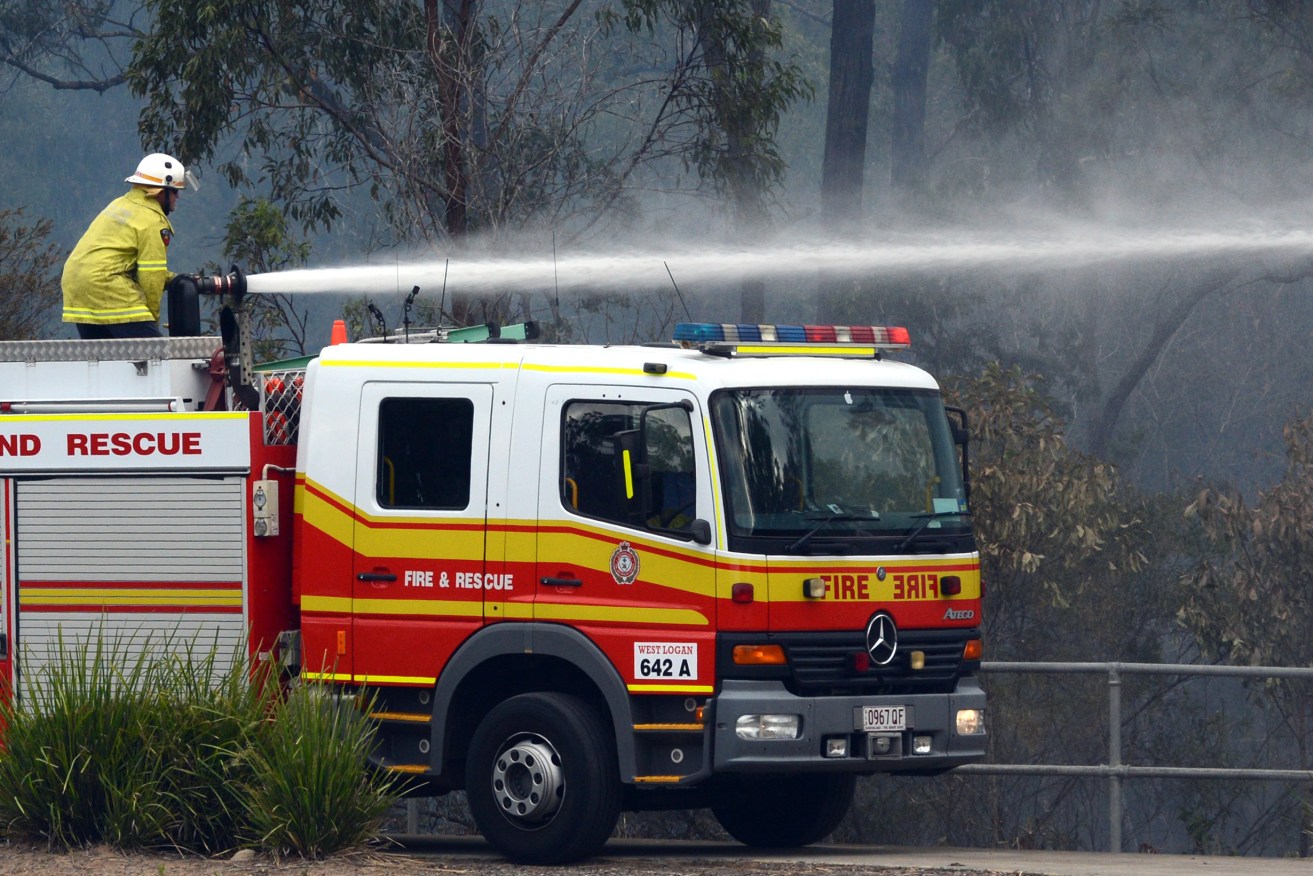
[238, 224, 1313, 302]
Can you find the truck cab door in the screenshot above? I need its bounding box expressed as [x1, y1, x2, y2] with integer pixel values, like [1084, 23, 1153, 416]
[351, 382, 493, 686]
[536, 386, 717, 695]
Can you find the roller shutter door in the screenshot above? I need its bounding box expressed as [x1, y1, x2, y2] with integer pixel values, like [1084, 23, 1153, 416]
[14, 476, 246, 700]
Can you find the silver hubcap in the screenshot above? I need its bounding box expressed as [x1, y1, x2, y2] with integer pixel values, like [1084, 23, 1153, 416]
[491, 733, 565, 826]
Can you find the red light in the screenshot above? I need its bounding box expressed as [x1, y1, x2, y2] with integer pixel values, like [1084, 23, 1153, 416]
[852, 651, 871, 673]
[848, 325, 876, 343]
[731, 582, 755, 603]
[805, 325, 837, 342]
[941, 575, 962, 596]
[887, 326, 911, 345]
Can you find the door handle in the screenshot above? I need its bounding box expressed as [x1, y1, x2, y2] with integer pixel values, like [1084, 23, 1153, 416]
[357, 571, 398, 582]
[541, 576, 583, 588]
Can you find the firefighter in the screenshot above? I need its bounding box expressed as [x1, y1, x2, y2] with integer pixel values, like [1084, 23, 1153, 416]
[61, 153, 197, 339]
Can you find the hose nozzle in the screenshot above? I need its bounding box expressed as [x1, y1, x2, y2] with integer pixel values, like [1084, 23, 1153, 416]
[198, 265, 247, 305]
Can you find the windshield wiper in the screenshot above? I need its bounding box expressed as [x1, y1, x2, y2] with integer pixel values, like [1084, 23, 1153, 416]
[785, 506, 879, 553]
[895, 509, 971, 553]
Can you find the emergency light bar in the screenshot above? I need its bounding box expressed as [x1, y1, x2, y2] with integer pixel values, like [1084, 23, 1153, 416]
[673, 323, 910, 358]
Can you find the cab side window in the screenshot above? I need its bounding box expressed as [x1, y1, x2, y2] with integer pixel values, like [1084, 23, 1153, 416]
[377, 397, 474, 509]
[561, 400, 696, 535]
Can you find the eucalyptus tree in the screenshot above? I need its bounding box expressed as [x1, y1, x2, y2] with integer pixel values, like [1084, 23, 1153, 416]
[1182, 412, 1313, 855]
[3, 1, 808, 327]
[0, 209, 60, 340]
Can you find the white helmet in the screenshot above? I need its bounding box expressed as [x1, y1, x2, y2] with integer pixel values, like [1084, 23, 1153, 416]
[125, 153, 198, 190]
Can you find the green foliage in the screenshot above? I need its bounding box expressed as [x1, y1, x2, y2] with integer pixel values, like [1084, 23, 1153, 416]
[129, 0, 420, 232]
[0, 631, 399, 859]
[1182, 411, 1313, 668]
[219, 197, 313, 360]
[0, 631, 272, 851]
[615, 0, 812, 216]
[0, 207, 60, 340]
[239, 686, 398, 860]
[126, 0, 808, 254]
[946, 363, 1152, 630]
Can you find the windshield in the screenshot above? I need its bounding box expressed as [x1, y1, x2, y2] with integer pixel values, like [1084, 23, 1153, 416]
[710, 387, 971, 553]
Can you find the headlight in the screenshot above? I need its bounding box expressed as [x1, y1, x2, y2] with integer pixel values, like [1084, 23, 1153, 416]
[956, 708, 985, 735]
[735, 714, 801, 740]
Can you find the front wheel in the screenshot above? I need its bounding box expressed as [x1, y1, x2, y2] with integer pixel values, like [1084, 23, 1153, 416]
[711, 772, 856, 848]
[465, 692, 620, 864]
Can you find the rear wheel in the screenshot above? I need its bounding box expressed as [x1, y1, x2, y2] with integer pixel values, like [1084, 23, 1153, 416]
[465, 692, 620, 864]
[711, 772, 856, 848]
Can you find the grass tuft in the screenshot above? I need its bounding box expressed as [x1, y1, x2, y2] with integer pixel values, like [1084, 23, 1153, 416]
[0, 627, 400, 859]
[239, 686, 399, 860]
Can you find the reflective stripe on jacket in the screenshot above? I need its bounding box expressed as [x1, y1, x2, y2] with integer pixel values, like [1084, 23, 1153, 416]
[61, 188, 175, 325]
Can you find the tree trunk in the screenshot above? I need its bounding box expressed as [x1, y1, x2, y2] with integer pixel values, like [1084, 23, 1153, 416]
[427, 0, 479, 325]
[1087, 270, 1238, 457]
[820, 0, 875, 227]
[738, 1, 770, 324]
[700, 0, 773, 324]
[890, 0, 933, 198]
[818, 0, 874, 322]
[429, 0, 474, 239]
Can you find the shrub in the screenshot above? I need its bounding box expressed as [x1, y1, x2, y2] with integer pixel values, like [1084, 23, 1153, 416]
[0, 629, 270, 850]
[239, 686, 399, 859]
[0, 629, 398, 859]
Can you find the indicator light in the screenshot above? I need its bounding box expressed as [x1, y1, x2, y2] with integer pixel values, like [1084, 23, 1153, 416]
[732, 644, 786, 665]
[825, 737, 849, 758]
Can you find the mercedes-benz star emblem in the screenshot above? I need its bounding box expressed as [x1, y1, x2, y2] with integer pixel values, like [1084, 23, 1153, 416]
[865, 612, 899, 666]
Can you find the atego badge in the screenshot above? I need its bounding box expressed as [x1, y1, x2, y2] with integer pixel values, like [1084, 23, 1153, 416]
[610, 541, 640, 585]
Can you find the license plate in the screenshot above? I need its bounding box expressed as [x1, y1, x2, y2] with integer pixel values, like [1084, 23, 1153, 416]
[861, 705, 907, 732]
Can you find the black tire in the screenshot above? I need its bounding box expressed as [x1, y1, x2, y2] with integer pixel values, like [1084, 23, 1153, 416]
[711, 772, 856, 848]
[465, 692, 621, 864]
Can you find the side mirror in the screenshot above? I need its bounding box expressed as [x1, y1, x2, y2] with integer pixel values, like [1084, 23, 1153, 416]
[945, 405, 971, 504]
[689, 519, 712, 546]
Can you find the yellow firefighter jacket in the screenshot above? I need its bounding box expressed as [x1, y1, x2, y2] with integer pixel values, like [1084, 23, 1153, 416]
[61, 188, 175, 325]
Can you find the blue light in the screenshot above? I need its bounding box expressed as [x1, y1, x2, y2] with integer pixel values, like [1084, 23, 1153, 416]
[673, 323, 726, 342]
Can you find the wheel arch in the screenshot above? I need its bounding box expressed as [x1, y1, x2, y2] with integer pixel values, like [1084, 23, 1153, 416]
[431, 623, 636, 783]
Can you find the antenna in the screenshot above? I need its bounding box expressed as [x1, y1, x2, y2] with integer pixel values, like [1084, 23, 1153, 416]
[552, 231, 561, 314]
[403, 285, 420, 343]
[437, 258, 449, 329]
[664, 261, 692, 321]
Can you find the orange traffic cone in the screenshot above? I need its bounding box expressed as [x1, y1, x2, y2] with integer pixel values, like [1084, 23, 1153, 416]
[330, 320, 348, 345]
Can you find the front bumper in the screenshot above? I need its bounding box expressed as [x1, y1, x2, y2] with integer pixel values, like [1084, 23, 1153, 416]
[710, 676, 987, 773]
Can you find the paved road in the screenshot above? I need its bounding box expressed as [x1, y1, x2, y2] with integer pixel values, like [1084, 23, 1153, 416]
[396, 834, 1313, 875]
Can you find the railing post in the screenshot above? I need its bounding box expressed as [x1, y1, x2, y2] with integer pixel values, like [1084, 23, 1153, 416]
[1108, 664, 1122, 853]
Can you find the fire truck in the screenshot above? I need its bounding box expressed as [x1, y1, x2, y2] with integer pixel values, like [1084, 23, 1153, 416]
[0, 276, 986, 863]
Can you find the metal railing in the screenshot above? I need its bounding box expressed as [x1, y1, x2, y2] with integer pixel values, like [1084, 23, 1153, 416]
[956, 661, 1313, 852]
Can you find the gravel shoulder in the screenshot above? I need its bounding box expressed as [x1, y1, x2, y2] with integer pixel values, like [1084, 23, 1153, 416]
[0, 841, 1002, 876]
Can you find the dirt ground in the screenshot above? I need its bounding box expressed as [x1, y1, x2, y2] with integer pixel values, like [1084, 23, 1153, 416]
[0, 842, 1002, 876]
